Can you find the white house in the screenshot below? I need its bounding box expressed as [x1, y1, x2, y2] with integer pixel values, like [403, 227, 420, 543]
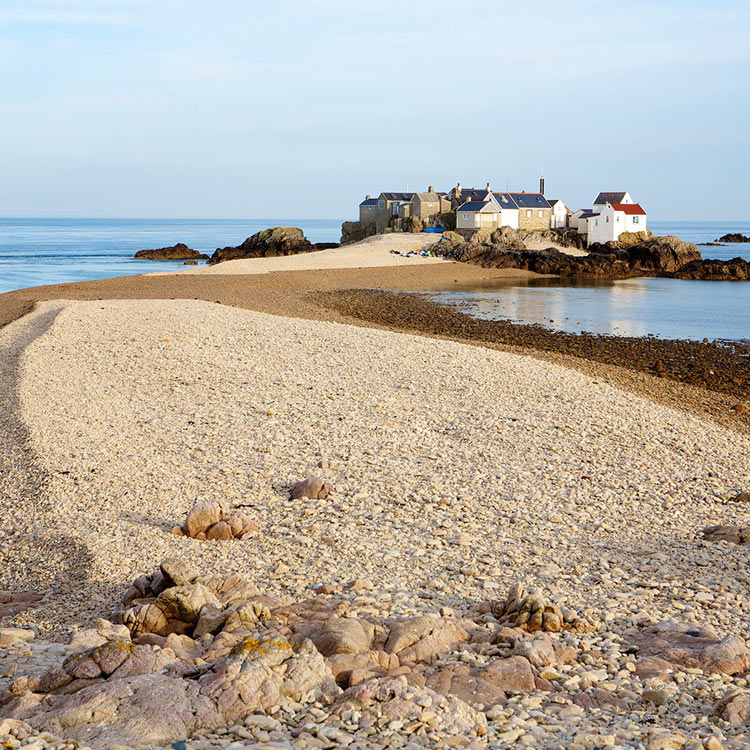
[586, 202, 647, 245]
[547, 199, 568, 229]
[569, 208, 596, 234]
[592, 191, 633, 212]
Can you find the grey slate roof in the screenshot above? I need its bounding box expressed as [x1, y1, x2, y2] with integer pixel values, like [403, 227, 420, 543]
[593, 192, 628, 205]
[491, 192, 519, 208]
[508, 192, 551, 209]
[458, 201, 498, 213]
[380, 192, 415, 201]
[359, 198, 378, 206]
[413, 192, 445, 201]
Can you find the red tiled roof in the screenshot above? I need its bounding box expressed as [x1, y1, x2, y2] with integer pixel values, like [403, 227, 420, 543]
[611, 203, 646, 215]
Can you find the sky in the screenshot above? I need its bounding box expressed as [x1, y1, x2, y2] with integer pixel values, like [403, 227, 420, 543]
[0, 0, 748, 220]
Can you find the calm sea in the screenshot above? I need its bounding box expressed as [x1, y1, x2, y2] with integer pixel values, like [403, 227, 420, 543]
[0, 218, 748, 341]
[426, 221, 750, 343]
[0, 218, 342, 296]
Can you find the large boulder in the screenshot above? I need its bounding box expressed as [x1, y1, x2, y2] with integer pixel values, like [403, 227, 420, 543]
[208, 227, 314, 264]
[626, 235, 701, 273]
[340, 221, 376, 245]
[134, 243, 208, 261]
[174, 500, 258, 541]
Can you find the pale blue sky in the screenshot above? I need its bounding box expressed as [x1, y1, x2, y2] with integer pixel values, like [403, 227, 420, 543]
[1, 0, 748, 219]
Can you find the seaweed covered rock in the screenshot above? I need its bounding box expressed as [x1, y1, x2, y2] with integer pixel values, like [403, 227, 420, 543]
[134, 243, 208, 261]
[208, 227, 314, 264]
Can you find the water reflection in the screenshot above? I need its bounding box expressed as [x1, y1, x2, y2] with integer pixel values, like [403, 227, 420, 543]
[426, 277, 750, 342]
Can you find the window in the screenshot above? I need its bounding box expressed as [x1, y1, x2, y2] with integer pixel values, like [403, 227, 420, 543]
[606, 216, 609, 223]
[526, 210, 532, 217]
[378, 199, 385, 209]
[538, 210, 543, 217]
[616, 216, 620, 222]
[633, 216, 640, 224]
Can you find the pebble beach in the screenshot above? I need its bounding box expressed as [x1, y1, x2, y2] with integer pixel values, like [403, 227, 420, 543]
[1, 289, 750, 749]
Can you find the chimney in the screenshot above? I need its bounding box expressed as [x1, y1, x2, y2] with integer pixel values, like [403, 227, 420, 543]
[365, 194, 371, 200]
[540, 168, 545, 196]
[428, 185, 434, 193]
[486, 182, 491, 191]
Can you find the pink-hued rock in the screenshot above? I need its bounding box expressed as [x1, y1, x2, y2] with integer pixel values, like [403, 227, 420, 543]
[715, 688, 750, 725]
[0, 590, 43, 619]
[384, 616, 469, 665]
[627, 621, 750, 678]
[313, 618, 375, 657]
[477, 655, 536, 692]
[1, 635, 338, 749]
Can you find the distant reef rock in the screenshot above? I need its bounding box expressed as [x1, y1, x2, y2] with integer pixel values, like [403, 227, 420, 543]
[134, 243, 208, 261]
[435, 230, 750, 280]
[207, 227, 337, 265]
[717, 233, 750, 243]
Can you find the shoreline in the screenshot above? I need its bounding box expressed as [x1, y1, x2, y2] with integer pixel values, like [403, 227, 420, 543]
[0, 259, 747, 436]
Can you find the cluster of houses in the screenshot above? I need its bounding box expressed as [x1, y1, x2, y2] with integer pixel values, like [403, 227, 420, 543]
[358, 180, 647, 246]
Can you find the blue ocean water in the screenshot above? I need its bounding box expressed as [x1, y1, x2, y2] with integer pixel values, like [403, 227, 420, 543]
[0, 218, 748, 341]
[0, 218, 342, 295]
[424, 220, 750, 343]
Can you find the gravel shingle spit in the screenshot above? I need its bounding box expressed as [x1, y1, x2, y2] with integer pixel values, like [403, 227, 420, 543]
[1, 298, 750, 749]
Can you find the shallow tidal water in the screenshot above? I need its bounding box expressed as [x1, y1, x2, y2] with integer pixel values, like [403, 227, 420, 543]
[428, 276, 750, 343]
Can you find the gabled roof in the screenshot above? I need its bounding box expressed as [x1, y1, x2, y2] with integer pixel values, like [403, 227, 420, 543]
[547, 198, 564, 207]
[611, 202, 646, 215]
[593, 191, 628, 205]
[413, 192, 446, 201]
[458, 200, 499, 213]
[491, 192, 519, 209]
[508, 192, 550, 209]
[359, 198, 378, 207]
[380, 192, 415, 201]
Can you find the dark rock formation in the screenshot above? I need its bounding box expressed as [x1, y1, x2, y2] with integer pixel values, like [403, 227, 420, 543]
[672, 257, 750, 280]
[718, 233, 750, 243]
[340, 221, 376, 245]
[134, 243, 208, 261]
[436, 232, 749, 280]
[208, 227, 323, 265]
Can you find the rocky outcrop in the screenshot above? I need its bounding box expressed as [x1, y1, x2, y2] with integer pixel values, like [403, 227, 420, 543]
[207, 227, 323, 265]
[134, 243, 208, 261]
[340, 220, 376, 245]
[436, 232, 749, 280]
[480, 582, 596, 633]
[0, 562, 597, 747]
[171, 500, 258, 541]
[717, 233, 750, 243]
[672, 257, 750, 280]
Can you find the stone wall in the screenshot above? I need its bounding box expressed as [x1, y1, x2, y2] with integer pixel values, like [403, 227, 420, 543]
[518, 209, 552, 231]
